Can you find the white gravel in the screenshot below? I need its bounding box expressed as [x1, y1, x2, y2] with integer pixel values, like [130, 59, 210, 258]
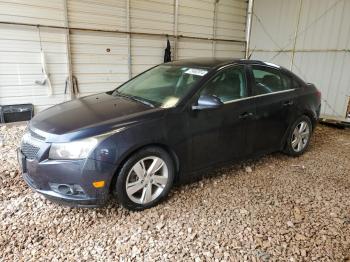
[0, 123, 349, 261]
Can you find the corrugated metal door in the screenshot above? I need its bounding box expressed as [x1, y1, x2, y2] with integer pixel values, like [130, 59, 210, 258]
[67, 0, 128, 97]
[178, 0, 247, 59]
[70, 32, 129, 97]
[130, 0, 174, 76]
[215, 0, 247, 58]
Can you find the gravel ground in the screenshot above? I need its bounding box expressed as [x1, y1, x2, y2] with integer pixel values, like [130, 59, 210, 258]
[0, 123, 349, 261]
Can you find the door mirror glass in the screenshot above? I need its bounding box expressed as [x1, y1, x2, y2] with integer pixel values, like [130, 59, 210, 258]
[192, 94, 223, 110]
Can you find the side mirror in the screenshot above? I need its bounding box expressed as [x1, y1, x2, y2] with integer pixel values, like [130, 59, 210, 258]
[192, 94, 223, 110]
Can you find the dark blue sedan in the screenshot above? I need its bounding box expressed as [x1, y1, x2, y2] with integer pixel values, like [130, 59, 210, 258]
[18, 58, 321, 210]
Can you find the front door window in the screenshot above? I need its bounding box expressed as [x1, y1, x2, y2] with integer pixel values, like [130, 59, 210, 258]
[199, 66, 248, 103]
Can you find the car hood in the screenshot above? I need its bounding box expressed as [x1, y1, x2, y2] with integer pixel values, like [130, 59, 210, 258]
[30, 93, 164, 142]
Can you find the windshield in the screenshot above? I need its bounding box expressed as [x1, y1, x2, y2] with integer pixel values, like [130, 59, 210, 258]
[113, 65, 208, 108]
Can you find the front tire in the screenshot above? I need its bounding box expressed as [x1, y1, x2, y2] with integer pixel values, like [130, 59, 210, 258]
[115, 147, 175, 211]
[284, 115, 313, 156]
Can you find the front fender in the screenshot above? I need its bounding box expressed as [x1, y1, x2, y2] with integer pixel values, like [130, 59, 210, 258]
[88, 117, 167, 166]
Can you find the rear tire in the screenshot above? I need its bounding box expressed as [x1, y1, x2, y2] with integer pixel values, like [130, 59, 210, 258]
[284, 115, 312, 156]
[115, 147, 174, 211]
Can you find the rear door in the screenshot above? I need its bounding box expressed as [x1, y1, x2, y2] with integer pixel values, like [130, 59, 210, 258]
[248, 65, 298, 153]
[188, 65, 256, 170]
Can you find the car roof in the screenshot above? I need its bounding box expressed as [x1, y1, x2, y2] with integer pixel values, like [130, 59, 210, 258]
[167, 57, 267, 69]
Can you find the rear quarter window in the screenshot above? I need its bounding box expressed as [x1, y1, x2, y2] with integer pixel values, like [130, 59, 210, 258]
[292, 77, 304, 89]
[280, 72, 294, 90]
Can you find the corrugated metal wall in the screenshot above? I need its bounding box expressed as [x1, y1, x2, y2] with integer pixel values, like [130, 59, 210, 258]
[249, 0, 350, 121]
[0, 0, 248, 112]
[177, 0, 246, 59]
[0, 1, 69, 111]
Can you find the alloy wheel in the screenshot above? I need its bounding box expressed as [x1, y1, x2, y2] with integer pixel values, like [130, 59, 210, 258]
[125, 156, 169, 204]
[291, 121, 310, 152]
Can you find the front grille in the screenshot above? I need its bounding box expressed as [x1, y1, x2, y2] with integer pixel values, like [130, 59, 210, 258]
[21, 142, 40, 159]
[29, 129, 45, 141]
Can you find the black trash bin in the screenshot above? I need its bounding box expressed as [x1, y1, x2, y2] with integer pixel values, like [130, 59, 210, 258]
[0, 104, 34, 123]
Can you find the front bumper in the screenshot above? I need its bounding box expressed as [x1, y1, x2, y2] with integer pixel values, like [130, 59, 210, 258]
[18, 149, 117, 207]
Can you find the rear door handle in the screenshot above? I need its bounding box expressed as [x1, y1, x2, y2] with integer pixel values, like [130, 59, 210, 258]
[239, 112, 254, 119]
[283, 100, 294, 106]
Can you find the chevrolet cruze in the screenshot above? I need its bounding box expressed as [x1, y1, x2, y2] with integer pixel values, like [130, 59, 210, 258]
[18, 58, 321, 210]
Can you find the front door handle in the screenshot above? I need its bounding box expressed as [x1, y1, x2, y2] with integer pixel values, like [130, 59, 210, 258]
[283, 100, 294, 106]
[239, 112, 254, 119]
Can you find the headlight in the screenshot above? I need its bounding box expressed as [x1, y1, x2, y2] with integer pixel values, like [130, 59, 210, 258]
[48, 128, 125, 160]
[49, 137, 99, 160]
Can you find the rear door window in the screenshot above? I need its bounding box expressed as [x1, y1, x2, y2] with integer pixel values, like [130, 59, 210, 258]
[251, 66, 292, 95]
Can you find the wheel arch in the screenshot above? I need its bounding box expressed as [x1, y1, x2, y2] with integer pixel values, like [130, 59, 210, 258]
[109, 143, 180, 193]
[281, 112, 315, 151]
[301, 110, 317, 130]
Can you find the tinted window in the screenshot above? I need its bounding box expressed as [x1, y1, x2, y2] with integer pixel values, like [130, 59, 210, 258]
[200, 66, 247, 103]
[252, 66, 292, 95]
[291, 77, 302, 89]
[115, 65, 207, 108]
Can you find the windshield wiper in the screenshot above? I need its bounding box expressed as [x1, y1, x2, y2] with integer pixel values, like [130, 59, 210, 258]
[114, 91, 155, 108]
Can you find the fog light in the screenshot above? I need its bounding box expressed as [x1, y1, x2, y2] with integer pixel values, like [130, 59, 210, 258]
[92, 181, 105, 188]
[57, 184, 73, 195]
[49, 183, 85, 196]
